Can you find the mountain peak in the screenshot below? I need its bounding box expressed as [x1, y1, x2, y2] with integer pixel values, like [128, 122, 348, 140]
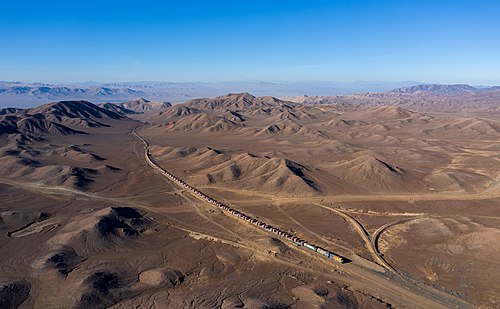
[30, 100, 124, 120]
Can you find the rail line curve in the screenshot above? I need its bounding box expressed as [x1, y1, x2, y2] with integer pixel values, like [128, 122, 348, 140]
[133, 127, 345, 263]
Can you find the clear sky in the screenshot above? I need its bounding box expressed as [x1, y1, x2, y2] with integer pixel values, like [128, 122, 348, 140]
[1, 0, 499, 84]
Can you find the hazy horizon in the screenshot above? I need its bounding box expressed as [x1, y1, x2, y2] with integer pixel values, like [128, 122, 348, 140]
[2, 79, 498, 88]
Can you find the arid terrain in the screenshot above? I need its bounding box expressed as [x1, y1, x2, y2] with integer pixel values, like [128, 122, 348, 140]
[0, 88, 499, 308]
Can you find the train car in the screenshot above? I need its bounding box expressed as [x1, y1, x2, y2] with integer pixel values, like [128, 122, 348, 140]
[316, 247, 330, 257]
[303, 243, 318, 252]
[328, 253, 344, 263]
[144, 142, 348, 265]
[333, 256, 344, 263]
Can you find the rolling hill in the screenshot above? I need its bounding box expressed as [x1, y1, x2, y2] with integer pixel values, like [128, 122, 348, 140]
[118, 98, 172, 113]
[0, 100, 125, 139]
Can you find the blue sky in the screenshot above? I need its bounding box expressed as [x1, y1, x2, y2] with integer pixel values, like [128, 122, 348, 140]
[1, 0, 499, 84]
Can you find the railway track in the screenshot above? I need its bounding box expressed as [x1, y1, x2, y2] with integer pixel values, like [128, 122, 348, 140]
[131, 126, 473, 309]
[311, 202, 433, 282]
[371, 217, 421, 259]
[312, 202, 402, 274]
[133, 127, 345, 263]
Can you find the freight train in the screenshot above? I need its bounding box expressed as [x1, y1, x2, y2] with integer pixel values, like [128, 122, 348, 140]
[144, 147, 344, 264]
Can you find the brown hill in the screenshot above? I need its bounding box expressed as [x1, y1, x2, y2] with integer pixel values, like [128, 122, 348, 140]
[17, 114, 86, 135]
[0, 279, 30, 309]
[120, 98, 171, 112]
[0, 107, 23, 115]
[423, 118, 500, 136]
[32, 207, 152, 277]
[47, 207, 149, 252]
[268, 110, 302, 122]
[361, 133, 401, 145]
[455, 118, 500, 134]
[152, 146, 321, 196]
[0, 100, 126, 140]
[98, 102, 139, 115]
[161, 113, 242, 133]
[26, 100, 125, 129]
[158, 105, 200, 118]
[197, 154, 321, 196]
[0, 114, 85, 138]
[326, 119, 368, 127]
[0, 155, 98, 189]
[30, 100, 124, 122]
[352, 106, 416, 121]
[251, 120, 325, 139]
[49, 145, 106, 163]
[184, 93, 295, 111]
[224, 110, 246, 123]
[330, 155, 423, 192]
[247, 108, 272, 117]
[0, 115, 21, 135]
[151, 146, 230, 168]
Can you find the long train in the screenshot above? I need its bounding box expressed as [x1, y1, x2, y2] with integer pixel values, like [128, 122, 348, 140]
[144, 146, 344, 263]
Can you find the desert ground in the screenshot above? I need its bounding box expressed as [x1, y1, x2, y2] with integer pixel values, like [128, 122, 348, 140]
[0, 91, 499, 308]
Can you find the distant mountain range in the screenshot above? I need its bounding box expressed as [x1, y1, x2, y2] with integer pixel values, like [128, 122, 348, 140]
[1, 81, 499, 108]
[389, 84, 495, 94]
[0, 85, 143, 97]
[0, 80, 419, 108]
[0, 83, 146, 107]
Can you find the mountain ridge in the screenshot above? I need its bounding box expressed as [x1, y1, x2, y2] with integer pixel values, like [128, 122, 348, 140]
[0, 100, 126, 138]
[390, 84, 478, 94]
[0, 80, 422, 108]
